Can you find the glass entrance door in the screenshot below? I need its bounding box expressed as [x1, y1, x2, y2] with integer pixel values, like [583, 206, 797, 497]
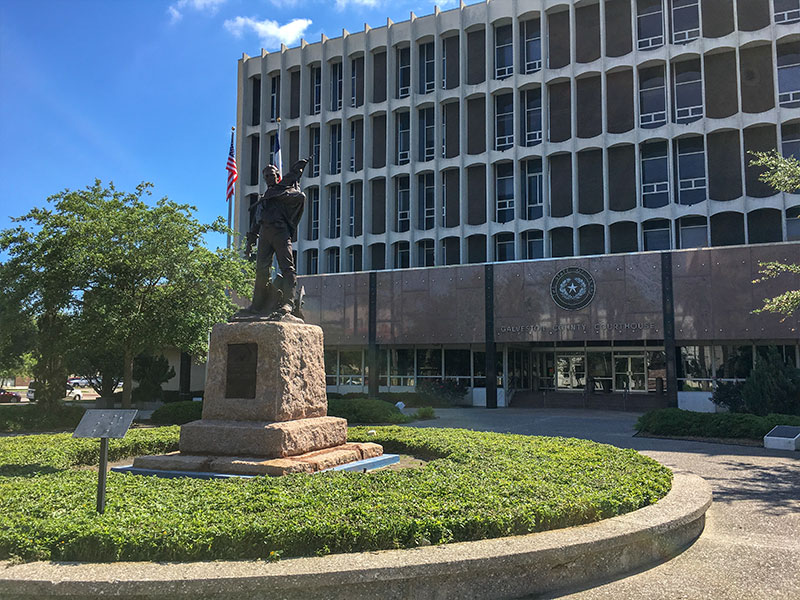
[614, 355, 646, 391]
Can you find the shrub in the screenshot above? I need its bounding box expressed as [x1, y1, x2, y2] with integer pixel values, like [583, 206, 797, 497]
[711, 381, 745, 413]
[417, 378, 470, 406]
[149, 401, 203, 425]
[740, 347, 800, 416]
[0, 404, 86, 433]
[413, 406, 436, 420]
[131, 354, 175, 404]
[327, 397, 410, 424]
[161, 390, 205, 404]
[0, 426, 671, 562]
[636, 408, 800, 440]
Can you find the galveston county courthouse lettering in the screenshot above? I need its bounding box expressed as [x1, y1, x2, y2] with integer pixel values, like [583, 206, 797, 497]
[228, 0, 800, 412]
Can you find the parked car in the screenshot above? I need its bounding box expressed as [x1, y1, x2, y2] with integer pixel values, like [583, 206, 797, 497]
[67, 377, 90, 387]
[0, 389, 22, 402]
[26, 382, 82, 402]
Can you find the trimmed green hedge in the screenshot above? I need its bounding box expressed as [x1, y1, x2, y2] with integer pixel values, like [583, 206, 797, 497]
[149, 401, 202, 425]
[0, 404, 86, 433]
[636, 408, 800, 440]
[0, 426, 671, 563]
[327, 397, 411, 424]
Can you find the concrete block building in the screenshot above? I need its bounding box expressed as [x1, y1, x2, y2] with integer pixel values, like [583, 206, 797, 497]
[232, 0, 800, 411]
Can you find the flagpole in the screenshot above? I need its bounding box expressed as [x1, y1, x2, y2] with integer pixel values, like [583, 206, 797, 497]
[227, 126, 235, 250]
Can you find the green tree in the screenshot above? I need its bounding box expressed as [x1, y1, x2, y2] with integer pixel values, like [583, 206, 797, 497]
[740, 347, 800, 416]
[0, 180, 253, 408]
[749, 150, 800, 318]
[132, 353, 175, 403]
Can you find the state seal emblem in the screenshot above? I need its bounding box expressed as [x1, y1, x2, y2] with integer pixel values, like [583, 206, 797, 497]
[550, 267, 595, 311]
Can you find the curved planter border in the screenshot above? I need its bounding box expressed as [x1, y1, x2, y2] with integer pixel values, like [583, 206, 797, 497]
[0, 473, 711, 600]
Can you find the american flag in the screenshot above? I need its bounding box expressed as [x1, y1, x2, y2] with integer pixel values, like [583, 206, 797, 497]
[273, 129, 282, 182]
[226, 129, 238, 202]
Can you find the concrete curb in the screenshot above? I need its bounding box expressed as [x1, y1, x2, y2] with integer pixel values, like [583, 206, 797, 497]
[0, 473, 711, 600]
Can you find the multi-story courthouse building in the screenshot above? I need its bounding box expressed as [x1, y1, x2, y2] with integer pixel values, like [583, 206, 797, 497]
[233, 0, 800, 411]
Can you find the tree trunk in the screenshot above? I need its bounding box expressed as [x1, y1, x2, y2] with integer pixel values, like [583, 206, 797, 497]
[122, 347, 133, 408]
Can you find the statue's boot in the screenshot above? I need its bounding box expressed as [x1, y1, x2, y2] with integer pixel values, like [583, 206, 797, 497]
[238, 270, 270, 316]
[277, 281, 296, 315]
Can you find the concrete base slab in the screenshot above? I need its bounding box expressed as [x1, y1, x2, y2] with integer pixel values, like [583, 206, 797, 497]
[0, 473, 711, 600]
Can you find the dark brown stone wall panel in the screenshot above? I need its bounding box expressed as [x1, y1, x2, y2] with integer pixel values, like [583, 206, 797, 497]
[372, 51, 387, 103]
[576, 4, 601, 64]
[578, 149, 604, 214]
[610, 221, 638, 253]
[577, 76, 602, 138]
[737, 0, 770, 32]
[467, 234, 486, 262]
[371, 178, 386, 234]
[467, 29, 486, 85]
[353, 181, 363, 237]
[579, 224, 604, 255]
[467, 97, 486, 154]
[444, 102, 460, 158]
[747, 209, 783, 244]
[444, 36, 460, 89]
[550, 153, 573, 217]
[550, 227, 573, 257]
[290, 70, 300, 119]
[604, 0, 632, 57]
[710, 212, 745, 246]
[707, 130, 742, 201]
[288, 130, 299, 166]
[704, 52, 738, 119]
[608, 145, 636, 211]
[549, 82, 571, 143]
[740, 46, 775, 114]
[354, 119, 364, 171]
[702, 0, 734, 38]
[371, 115, 386, 168]
[606, 70, 634, 133]
[467, 165, 487, 225]
[744, 125, 779, 198]
[548, 11, 570, 69]
[444, 169, 460, 227]
[353, 57, 364, 106]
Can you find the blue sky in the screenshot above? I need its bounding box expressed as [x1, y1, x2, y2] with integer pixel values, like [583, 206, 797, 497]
[0, 0, 473, 251]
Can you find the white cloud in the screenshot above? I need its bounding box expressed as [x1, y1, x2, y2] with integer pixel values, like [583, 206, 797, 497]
[334, 0, 381, 8]
[224, 16, 313, 49]
[168, 0, 228, 24]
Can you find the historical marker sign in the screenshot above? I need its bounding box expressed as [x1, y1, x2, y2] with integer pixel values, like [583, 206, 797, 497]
[226, 343, 258, 398]
[764, 425, 800, 451]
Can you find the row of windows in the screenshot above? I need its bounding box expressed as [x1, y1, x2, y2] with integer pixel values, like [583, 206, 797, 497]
[299, 207, 800, 274]
[249, 1, 800, 126]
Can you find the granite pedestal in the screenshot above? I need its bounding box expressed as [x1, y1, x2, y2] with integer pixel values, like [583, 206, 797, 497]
[132, 320, 383, 476]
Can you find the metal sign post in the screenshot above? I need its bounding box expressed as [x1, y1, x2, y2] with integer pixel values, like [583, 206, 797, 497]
[73, 409, 138, 514]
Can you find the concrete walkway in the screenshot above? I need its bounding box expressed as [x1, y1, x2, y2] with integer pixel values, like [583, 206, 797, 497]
[409, 408, 800, 600]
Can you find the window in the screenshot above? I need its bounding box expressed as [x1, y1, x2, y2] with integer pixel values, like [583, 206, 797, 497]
[396, 111, 410, 164]
[783, 123, 800, 159]
[419, 107, 435, 161]
[523, 230, 544, 259]
[641, 141, 669, 208]
[495, 93, 514, 150]
[523, 88, 542, 146]
[269, 75, 280, 121]
[250, 76, 261, 126]
[394, 241, 410, 268]
[349, 121, 356, 172]
[310, 65, 321, 114]
[418, 239, 435, 267]
[787, 206, 800, 240]
[775, 0, 800, 24]
[495, 24, 513, 79]
[418, 173, 435, 230]
[350, 57, 360, 107]
[442, 38, 448, 87]
[309, 188, 319, 240]
[326, 247, 340, 273]
[496, 162, 514, 223]
[523, 158, 543, 220]
[396, 176, 410, 232]
[310, 126, 320, 177]
[495, 232, 515, 261]
[521, 18, 542, 73]
[329, 123, 341, 174]
[305, 249, 318, 274]
[328, 186, 341, 238]
[441, 104, 448, 158]
[676, 136, 706, 205]
[397, 46, 410, 98]
[639, 65, 667, 128]
[440, 238, 460, 265]
[330, 62, 343, 111]
[643, 219, 671, 250]
[671, 0, 699, 44]
[346, 246, 361, 272]
[347, 183, 357, 237]
[777, 42, 800, 108]
[678, 216, 708, 249]
[637, 0, 664, 50]
[268, 134, 278, 168]
[419, 42, 435, 93]
[673, 60, 703, 123]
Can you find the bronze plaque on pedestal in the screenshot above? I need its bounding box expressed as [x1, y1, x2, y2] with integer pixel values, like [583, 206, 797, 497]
[225, 343, 258, 398]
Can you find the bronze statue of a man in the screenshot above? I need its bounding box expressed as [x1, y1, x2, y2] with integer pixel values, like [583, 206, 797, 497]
[238, 157, 310, 320]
